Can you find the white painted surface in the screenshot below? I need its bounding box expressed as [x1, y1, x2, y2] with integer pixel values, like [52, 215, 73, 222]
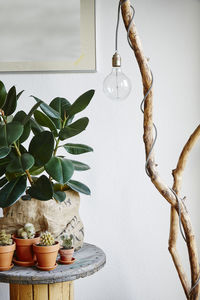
[0, 0, 200, 299]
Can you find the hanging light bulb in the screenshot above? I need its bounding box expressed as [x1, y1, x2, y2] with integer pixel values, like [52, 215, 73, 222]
[103, 52, 132, 101]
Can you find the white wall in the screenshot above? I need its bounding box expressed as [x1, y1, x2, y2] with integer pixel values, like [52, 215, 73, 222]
[0, 0, 200, 299]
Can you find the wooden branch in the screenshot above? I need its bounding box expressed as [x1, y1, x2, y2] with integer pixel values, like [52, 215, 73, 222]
[172, 125, 200, 299]
[120, 1, 200, 299]
[168, 126, 200, 298]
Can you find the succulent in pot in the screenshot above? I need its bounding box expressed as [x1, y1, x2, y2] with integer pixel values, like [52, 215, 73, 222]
[13, 223, 40, 265]
[59, 234, 74, 263]
[0, 230, 15, 271]
[33, 231, 59, 271]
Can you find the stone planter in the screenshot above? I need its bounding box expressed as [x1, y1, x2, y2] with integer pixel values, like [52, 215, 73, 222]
[0, 190, 84, 250]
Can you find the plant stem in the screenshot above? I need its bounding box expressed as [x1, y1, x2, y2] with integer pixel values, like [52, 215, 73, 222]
[53, 116, 67, 156]
[13, 142, 33, 185]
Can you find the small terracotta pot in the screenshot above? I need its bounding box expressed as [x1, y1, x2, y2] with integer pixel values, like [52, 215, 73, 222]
[0, 242, 16, 271]
[59, 247, 74, 262]
[33, 241, 60, 269]
[13, 235, 40, 262]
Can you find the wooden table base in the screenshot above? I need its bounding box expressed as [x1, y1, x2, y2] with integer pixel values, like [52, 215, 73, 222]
[10, 281, 74, 300]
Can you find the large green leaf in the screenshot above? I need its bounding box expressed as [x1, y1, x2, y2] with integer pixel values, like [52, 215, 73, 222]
[68, 90, 95, 117]
[28, 175, 53, 200]
[53, 191, 66, 202]
[29, 131, 54, 166]
[34, 110, 57, 136]
[0, 121, 24, 147]
[0, 176, 27, 208]
[2, 86, 17, 116]
[0, 81, 7, 108]
[63, 143, 93, 155]
[67, 179, 91, 195]
[13, 111, 31, 143]
[31, 96, 60, 119]
[59, 117, 89, 140]
[49, 97, 71, 129]
[30, 118, 44, 135]
[70, 160, 90, 171]
[45, 157, 74, 184]
[0, 147, 11, 159]
[6, 153, 34, 173]
[29, 165, 44, 176]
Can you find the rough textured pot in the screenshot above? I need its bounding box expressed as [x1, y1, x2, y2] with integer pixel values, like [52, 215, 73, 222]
[13, 235, 40, 262]
[33, 241, 60, 269]
[0, 190, 84, 250]
[0, 242, 15, 271]
[59, 247, 74, 262]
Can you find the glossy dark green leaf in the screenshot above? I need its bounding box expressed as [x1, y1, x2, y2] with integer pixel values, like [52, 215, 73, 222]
[0, 175, 27, 208]
[13, 111, 31, 143]
[70, 160, 90, 171]
[53, 191, 66, 202]
[2, 86, 17, 116]
[67, 179, 91, 195]
[0, 147, 11, 159]
[63, 143, 93, 155]
[49, 97, 71, 128]
[59, 117, 89, 140]
[29, 131, 54, 166]
[0, 177, 8, 188]
[45, 157, 74, 184]
[30, 118, 44, 135]
[7, 122, 24, 145]
[22, 101, 43, 125]
[29, 165, 44, 176]
[28, 175, 53, 200]
[68, 90, 95, 117]
[34, 110, 57, 136]
[0, 121, 23, 147]
[0, 81, 7, 108]
[0, 157, 10, 167]
[17, 90, 24, 100]
[0, 165, 6, 177]
[31, 96, 60, 119]
[6, 153, 34, 173]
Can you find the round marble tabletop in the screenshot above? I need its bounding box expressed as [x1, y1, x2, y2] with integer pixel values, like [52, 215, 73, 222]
[0, 243, 106, 285]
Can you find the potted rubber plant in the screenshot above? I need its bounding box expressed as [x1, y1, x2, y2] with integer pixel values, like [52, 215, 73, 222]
[0, 80, 94, 248]
[13, 223, 40, 266]
[33, 231, 59, 271]
[59, 234, 74, 264]
[0, 230, 15, 271]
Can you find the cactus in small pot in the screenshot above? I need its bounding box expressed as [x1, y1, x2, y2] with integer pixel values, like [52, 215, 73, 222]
[39, 231, 55, 246]
[13, 223, 40, 265]
[17, 223, 36, 239]
[0, 230, 15, 271]
[0, 230, 13, 246]
[33, 231, 59, 271]
[59, 234, 74, 263]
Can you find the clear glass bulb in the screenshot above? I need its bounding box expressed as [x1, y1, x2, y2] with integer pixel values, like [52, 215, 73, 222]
[103, 67, 132, 101]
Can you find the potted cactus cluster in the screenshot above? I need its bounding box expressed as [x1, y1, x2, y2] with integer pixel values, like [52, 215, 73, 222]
[13, 223, 40, 266]
[59, 234, 75, 264]
[0, 223, 76, 271]
[33, 231, 60, 271]
[0, 230, 15, 271]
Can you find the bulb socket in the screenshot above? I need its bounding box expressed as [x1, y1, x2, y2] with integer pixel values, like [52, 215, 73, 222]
[112, 53, 121, 67]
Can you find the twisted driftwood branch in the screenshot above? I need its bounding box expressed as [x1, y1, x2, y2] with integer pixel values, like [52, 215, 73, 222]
[120, 1, 200, 299]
